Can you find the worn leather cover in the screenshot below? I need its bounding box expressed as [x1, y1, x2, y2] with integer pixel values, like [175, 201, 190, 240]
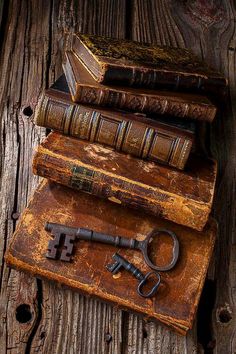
[70, 33, 227, 95]
[33, 132, 217, 231]
[63, 50, 217, 122]
[50, 74, 197, 133]
[35, 84, 194, 170]
[5, 180, 216, 335]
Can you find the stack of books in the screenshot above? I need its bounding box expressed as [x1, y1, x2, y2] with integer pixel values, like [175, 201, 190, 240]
[5, 34, 227, 334]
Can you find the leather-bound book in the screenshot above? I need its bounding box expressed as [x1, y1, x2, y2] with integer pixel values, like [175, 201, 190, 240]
[70, 33, 227, 95]
[5, 180, 217, 335]
[32, 132, 217, 231]
[35, 78, 194, 170]
[63, 50, 217, 122]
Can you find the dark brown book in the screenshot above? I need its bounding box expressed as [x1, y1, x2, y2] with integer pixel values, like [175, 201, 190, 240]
[5, 180, 217, 335]
[35, 83, 194, 170]
[32, 132, 217, 231]
[70, 33, 227, 95]
[63, 50, 217, 122]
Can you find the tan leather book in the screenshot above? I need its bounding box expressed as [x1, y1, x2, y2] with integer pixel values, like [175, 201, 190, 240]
[63, 50, 217, 122]
[5, 180, 217, 335]
[70, 33, 227, 95]
[35, 82, 194, 170]
[32, 132, 217, 231]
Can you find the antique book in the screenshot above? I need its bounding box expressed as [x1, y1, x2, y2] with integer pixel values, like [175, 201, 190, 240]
[70, 33, 227, 95]
[50, 75, 197, 133]
[63, 50, 217, 122]
[5, 180, 217, 335]
[35, 81, 194, 170]
[32, 132, 217, 231]
[57, 66, 202, 156]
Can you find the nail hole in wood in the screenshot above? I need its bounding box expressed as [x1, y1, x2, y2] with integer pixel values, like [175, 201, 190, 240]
[218, 308, 232, 323]
[15, 304, 32, 323]
[142, 328, 148, 339]
[22, 106, 33, 117]
[11, 212, 20, 220]
[105, 333, 112, 343]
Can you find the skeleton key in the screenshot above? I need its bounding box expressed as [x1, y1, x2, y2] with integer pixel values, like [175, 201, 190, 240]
[45, 222, 179, 271]
[106, 253, 161, 298]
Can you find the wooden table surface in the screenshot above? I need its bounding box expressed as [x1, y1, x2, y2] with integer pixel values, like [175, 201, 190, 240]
[0, 0, 235, 353]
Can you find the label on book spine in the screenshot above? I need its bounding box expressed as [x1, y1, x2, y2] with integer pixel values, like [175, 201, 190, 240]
[70, 166, 95, 193]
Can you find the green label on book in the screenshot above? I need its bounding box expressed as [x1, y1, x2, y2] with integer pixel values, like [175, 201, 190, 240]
[70, 166, 95, 193]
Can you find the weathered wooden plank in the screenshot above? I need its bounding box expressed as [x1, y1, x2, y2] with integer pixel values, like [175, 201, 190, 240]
[160, 1, 236, 353]
[0, 0, 124, 353]
[0, 0, 49, 351]
[169, 2, 236, 352]
[0, 0, 127, 353]
[30, 1, 127, 353]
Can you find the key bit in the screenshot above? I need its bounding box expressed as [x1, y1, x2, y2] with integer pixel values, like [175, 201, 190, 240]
[106, 253, 161, 298]
[106, 259, 123, 274]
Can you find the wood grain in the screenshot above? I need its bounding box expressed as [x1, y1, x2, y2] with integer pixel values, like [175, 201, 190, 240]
[170, 2, 236, 353]
[132, 0, 236, 353]
[0, 1, 125, 353]
[0, 0, 235, 353]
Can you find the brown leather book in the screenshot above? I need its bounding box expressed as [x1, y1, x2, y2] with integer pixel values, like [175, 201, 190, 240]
[35, 84, 194, 170]
[32, 132, 217, 231]
[5, 180, 217, 335]
[63, 50, 217, 122]
[70, 33, 227, 95]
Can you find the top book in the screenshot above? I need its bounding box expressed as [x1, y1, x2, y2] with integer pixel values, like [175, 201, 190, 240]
[70, 33, 227, 95]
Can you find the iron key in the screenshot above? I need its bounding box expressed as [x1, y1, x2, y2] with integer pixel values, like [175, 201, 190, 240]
[45, 222, 179, 271]
[107, 253, 161, 298]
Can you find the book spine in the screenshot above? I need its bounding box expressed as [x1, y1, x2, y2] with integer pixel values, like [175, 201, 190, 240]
[35, 95, 193, 170]
[74, 85, 216, 122]
[32, 147, 209, 231]
[72, 34, 227, 96]
[102, 65, 227, 97]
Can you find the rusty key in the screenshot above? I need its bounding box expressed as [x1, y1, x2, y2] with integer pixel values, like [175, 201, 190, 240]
[106, 253, 161, 298]
[45, 222, 179, 272]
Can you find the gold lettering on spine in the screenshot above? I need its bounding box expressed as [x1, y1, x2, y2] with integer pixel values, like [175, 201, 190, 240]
[46, 100, 68, 131]
[148, 133, 176, 164]
[125, 127, 140, 150]
[70, 106, 92, 140]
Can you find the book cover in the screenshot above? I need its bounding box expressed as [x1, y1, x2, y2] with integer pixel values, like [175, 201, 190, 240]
[32, 132, 217, 231]
[70, 33, 227, 95]
[5, 180, 217, 335]
[63, 50, 217, 122]
[35, 81, 194, 170]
